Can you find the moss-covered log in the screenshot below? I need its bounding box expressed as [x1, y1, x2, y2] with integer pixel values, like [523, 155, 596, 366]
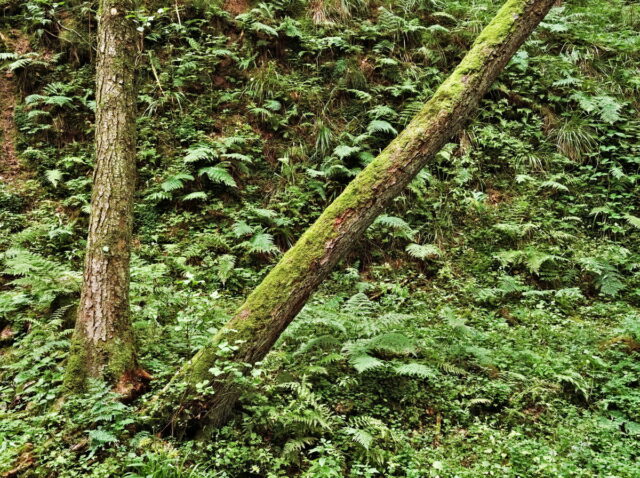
[150, 0, 556, 434]
[64, 0, 149, 396]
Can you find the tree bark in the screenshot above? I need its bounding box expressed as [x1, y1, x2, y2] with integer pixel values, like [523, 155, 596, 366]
[149, 0, 556, 434]
[64, 0, 148, 396]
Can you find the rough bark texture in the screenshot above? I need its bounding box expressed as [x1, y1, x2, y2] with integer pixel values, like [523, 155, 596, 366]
[150, 0, 557, 434]
[64, 0, 147, 396]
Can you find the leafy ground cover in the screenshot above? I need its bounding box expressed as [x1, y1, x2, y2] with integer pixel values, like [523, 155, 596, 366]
[1, 0, 639, 475]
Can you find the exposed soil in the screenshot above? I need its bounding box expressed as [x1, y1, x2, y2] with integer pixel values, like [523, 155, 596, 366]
[0, 30, 30, 184]
[224, 0, 250, 16]
[114, 367, 154, 402]
[0, 70, 20, 183]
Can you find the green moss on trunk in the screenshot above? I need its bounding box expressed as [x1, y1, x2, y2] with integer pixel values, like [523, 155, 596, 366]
[149, 0, 557, 435]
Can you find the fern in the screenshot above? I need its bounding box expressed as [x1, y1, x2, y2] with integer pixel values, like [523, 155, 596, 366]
[281, 437, 317, 460]
[367, 105, 397, 120]
[198, 166, 237, 187]
[1, 52, 52, 72]
[222, 152, 253, 163]
[372, 214, 415, 240]
[623, 214, 640, 229]
[294, 335, 342, 356]
[359, 312, 412, 337]
[0, 52, 18, 61]
[216, 254, 236, 286]
[145, 191, 172, 201]
[184, 145, 216, 163]
[161, 173, 194, 192]
[349, 353, 385, 373]
[368, 332, 417, 356]
[539, 180, 569, 193]
[231, 221, 254, 237]
[571, 92, 624, 124]
[343, 292, 376, 318]
[578, 256, 626, 296]
[399, 101, 424, 126]
[394, 363, 436, 379]
[245, 232, 278, 254]
[88, 429, 118, 449]
[366, 119, 397, 136]
[181, 191, 208, 201]
[343, 427, 373, 450]
[1, 248, 80, 314]
[438, 361, 468, 376]
[45, 169, 63, 188]
[251, 21, 279, 37]
[333, 144, 360, 159]
[405, 243, 441, 260]
[374, 214, 411, 230]
[249, 207, 278, 220]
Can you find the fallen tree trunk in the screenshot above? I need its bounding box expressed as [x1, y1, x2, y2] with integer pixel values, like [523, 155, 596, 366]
[149, 0, 556, 435]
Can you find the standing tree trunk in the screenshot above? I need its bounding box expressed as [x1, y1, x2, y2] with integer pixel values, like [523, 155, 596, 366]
[64, 0, 148, 396]
[149, 0, 556, 434]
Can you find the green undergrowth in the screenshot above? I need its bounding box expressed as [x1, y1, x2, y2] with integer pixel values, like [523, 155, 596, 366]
[1, 0, 639, 476]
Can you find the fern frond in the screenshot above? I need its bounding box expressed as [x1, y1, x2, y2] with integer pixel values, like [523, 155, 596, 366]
[405, 243, 441, 260]
[344, 427, 373, 450]
[231, 221, 254, 237]
[184, 145, 216, 163]
[333, 144, 360, 159]
[624, 214, 640, 229]
[45, 169, 63, 188]
[245, 232, 278, 254]
[367, 119, 397, 136]
[198, 166, 237, 187]
[161, 173, 194, 192]
[394, 363, 436, 379]
[368, 332, 417, 356]
[350, 353, 384, 373]
[181, 191, 208, 201]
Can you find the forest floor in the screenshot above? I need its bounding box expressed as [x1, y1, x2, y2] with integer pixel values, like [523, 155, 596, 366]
[1, 0, 639, 476]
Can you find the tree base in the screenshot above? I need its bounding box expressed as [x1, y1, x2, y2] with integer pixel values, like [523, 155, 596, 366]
[115, 367, 153, 402]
